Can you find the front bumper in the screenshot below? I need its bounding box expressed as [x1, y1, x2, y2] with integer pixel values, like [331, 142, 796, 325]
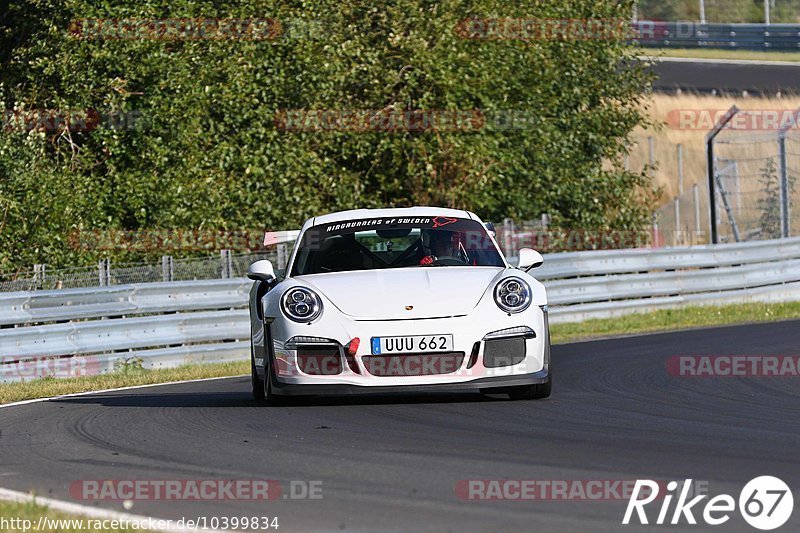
[264, 304, 551, 393]
[271, 368, 549, 396]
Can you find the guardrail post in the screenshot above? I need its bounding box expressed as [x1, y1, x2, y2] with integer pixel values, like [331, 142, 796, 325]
[161, 256, 174, 282]
[220, 250, 233, 279]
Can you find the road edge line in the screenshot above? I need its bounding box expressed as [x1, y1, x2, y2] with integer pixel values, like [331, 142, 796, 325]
[0, 487, 228, 532]
[0, 374, 247, 410]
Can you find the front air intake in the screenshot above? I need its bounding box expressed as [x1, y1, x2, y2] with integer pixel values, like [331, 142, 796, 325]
[482, 337, 526, 368]
[297, 347, 343, 375]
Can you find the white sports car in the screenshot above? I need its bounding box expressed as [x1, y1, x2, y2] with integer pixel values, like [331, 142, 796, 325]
[247, 207, 551, 402]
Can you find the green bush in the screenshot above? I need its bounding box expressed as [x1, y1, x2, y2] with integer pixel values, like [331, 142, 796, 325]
[0, 0, 655, 271]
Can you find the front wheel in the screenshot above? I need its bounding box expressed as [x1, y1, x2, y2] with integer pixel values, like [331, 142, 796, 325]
[508, 377, 551, 400]
[251, 349, 267, 402]
[251, 344, 278, 403]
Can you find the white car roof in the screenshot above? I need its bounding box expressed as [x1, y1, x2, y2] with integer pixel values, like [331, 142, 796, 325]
[307, 207, 479, 228]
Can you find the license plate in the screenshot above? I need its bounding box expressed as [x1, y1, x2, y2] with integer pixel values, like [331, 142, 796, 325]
[370, 335, 454, 355]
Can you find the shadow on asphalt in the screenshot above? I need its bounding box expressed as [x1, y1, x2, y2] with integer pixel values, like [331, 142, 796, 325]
[51, 390, 512, 408]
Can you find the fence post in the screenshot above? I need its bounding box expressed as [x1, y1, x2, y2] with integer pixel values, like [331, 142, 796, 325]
[652, 218, 660, 248]
[674, 196, 681, 246]
[778, 130, 790, 238]
[648, 136, 655, 178]
[220, 249, 233, 279]
[715, 168, 742, 242]
[161, 255, 174, 282]
[693, 183, 702, 239]
[502, 218, 514, 255]
[706, 106, 739, 244]
[677, 144, 684, 196]
[732, 161, 742, 211]
[277, 243, 288, 271]
[33, 264, 46, 288]
[98, 258, 111, 286]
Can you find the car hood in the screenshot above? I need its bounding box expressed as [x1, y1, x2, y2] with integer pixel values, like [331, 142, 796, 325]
[298, 267, 504, 320]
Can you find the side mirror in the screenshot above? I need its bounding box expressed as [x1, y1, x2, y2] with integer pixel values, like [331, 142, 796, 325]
[517, 248, 544, 272]
[247, 260, 276, 282]
[484, 222, 497, 238]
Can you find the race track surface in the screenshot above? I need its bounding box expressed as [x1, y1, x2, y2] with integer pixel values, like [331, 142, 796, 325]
[1, 320, 799, 532]
[651, 58, 800, 95]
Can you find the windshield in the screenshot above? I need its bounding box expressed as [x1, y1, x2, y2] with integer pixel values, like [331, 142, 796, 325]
[290, 216, 505, 276]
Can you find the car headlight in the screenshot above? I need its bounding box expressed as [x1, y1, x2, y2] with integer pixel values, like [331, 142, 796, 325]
[282, 287, 323, 322]
[494, 277, 532, 314]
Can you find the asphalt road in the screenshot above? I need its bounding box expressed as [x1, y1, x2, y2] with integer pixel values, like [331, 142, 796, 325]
[650, 58, 800, 95]
[1, 320, 799, 532]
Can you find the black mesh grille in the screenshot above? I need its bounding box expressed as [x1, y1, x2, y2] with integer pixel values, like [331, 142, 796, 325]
[483, 337, 526, 368]
[297, 347, 343, 375]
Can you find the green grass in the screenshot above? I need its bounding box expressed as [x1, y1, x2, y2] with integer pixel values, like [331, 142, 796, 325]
[0, 360, 248, 405]
[641, 47, 800, 62]
[550, 301, 800, 343]
[0, 500, 132, 532]
[0, 302, 799, 406]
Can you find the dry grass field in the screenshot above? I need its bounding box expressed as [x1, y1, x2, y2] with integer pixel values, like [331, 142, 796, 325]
[625, 93, 800, 242]
[632, 92, 800, 201]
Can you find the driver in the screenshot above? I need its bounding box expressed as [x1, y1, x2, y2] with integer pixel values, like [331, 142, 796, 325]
[420, 230, 457, 266]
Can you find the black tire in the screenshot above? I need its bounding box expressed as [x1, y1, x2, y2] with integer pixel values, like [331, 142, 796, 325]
[508, 377, 551, 400]
[252, 344, 285, 405]
[251, 347, 267, 402]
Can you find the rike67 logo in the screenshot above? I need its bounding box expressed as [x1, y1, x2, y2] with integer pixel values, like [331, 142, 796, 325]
[623, 477, 793, 530]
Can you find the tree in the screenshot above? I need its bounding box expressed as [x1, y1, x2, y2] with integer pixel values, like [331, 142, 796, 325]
[0, 0, 655, 271]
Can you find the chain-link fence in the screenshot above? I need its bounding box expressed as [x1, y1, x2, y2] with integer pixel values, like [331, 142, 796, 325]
[0, 248, 287, 292]
[493, 217, 656, 256]
[651, 108, 800, 246]
[2, 217, 667, 293]
[627, 133, 712, 247]
[654, 180, 711, 247]
[708, 110, 800, 243]
[14, 150, 796, 292]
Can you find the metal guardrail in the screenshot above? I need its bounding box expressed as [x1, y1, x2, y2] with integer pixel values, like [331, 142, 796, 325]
[531, 237, 800, 279]
[2, 237, 800, 382]
[1, 310, 249, 359]
[633, 21, 800, 50]
[0, 279, 251, 326]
